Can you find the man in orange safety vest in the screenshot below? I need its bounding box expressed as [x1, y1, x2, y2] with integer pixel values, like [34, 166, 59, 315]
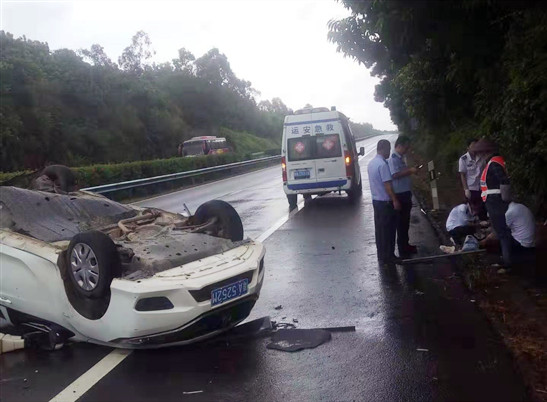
[472, 139, 513, 269]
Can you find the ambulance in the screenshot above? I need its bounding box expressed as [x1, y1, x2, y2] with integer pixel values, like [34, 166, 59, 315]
[281, 107, 364, 208]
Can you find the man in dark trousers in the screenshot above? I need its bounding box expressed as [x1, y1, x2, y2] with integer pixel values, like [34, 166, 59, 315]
[388, 135, 418, 257]
[472, 139, 513, 268]
[367, 139, 402, 266]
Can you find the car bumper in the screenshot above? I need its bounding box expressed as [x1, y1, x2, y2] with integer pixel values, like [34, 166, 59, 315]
[283, 179, 350, 194]
[66, 242, 266, 347]
[110, 295, 258, 348]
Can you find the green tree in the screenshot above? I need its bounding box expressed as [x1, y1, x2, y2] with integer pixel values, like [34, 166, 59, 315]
[328, 0, 547, 213]
[118, 30, 155, 75]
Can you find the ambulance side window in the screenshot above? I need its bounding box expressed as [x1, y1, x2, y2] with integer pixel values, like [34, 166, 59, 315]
[341, 119, 357, 156]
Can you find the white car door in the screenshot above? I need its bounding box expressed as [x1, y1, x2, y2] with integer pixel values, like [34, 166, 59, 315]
[0, 241, 57, 319]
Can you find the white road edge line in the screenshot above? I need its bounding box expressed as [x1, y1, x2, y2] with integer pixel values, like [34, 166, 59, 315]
[49, 349, 132, 402]
[49, 136, 385, 401]
[255, 199, 305, 243]
[137, 163, 280, 204]
[49, 192, 307, 402]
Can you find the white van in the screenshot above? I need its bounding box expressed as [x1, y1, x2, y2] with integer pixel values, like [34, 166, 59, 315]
[281, 107, 365, 208]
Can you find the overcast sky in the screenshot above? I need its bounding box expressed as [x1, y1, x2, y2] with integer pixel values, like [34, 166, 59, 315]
[1, 0, 396, 130]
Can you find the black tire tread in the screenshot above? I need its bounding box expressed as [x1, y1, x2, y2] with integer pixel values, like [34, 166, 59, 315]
[194, 200, 244, 241]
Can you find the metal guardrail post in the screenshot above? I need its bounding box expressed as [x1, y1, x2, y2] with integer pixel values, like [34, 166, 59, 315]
[428, 160, 440, 210]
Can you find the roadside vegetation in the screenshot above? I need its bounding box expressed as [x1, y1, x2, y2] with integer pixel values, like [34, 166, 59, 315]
[0, 30, 390, 182]
[0, 30, 288, 172]
[328, 2, 547, 397]
[329, 0, 547, 216]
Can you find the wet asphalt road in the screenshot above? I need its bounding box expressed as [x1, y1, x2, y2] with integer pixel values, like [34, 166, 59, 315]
[0, 135, 527, 401]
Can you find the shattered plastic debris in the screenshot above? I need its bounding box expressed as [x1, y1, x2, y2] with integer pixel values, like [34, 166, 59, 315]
[183, 390, 203, 395]
[439, 245, 456, 254]
[274, 305, 283, 310]
[272, 321, 296, 330]
[219, 317, 273, 341]
[417, 348, 429, 352]
[267, 329, 331, 353]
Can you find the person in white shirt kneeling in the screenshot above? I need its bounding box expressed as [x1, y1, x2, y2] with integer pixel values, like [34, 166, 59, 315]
[446, 203, 478, 246]
[480, 202, 536, 263]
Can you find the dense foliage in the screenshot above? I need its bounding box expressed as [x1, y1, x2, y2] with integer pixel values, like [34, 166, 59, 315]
[0, 31, 288, 171]
[329, 0, 547, 213]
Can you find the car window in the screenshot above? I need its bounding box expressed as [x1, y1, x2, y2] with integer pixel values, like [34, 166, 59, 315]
[288, 134, 342, 161]
[341, 119, 356, 156]
[288, 137, 315, 161]
[315, 134, 342, 158]
[184, 141, 205, 155]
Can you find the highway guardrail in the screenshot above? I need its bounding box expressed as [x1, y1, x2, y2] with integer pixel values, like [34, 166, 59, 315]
[81, 155, 281, 194]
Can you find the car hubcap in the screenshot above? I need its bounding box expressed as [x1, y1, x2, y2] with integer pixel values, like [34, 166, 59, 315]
[70, 243, 100, 291]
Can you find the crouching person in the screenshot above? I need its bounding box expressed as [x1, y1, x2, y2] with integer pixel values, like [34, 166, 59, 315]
[446, 203, 477, 246]
[480, 202, 536, 268]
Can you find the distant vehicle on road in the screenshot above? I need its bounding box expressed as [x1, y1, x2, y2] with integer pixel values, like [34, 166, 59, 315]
[281, 107, 365, 208]
[0, 166, 265, 349]
[179, 136, 232, 157]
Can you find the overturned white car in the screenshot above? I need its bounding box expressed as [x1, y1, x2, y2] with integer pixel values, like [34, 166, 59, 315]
[0, 171, 265, 349]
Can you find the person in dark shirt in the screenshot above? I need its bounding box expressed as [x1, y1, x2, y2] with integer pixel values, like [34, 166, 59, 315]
[472, 139, 513, 269]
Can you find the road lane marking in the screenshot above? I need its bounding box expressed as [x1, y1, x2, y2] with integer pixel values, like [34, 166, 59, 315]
[255, 200, 306, 243]
[49, 349, 132, 402]
[136, 164, 280, 205]
[48, 135, 390, 401]
[49, 191, 307, 402]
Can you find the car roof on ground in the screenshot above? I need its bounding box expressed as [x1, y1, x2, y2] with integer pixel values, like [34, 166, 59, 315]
[0, 187, 136, 242]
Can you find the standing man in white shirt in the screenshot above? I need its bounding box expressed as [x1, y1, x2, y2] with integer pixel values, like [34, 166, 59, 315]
[367, 139, 402, 266]
[459, 139, 487, 220]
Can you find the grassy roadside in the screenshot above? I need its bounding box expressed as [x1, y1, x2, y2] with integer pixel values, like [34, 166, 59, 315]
[407, 151, 547, 401]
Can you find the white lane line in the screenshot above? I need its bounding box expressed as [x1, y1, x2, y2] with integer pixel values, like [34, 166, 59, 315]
[49, 349, 132, 402]
[136, 163, 280, 205]
[255, 200, 306, 243]
[49, 135, 393, 401]
[359, 146, 377, 161]
[49, 189, 307, 402]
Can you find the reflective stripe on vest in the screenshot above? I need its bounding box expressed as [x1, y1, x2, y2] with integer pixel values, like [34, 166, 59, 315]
[479, 156, 506, 201]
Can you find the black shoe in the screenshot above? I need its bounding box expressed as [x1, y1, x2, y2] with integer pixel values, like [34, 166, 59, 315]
[387, 255, 403, 264]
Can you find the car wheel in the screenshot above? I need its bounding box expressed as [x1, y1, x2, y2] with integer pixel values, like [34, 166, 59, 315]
[356, 176, 363, 196]
[347, 178, 362, 203]
[194, 200, 244, 241]
[66, 231, 120, 299]
[286, 194, 297, 209]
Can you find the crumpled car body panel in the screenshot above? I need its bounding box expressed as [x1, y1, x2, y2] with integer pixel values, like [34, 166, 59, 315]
[0, 187, 266, 348]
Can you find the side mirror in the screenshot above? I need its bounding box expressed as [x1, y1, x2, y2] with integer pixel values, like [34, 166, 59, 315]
[359, 147, 365, 156]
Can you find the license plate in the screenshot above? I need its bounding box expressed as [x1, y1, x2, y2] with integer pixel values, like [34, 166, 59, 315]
[294, 169, 310, 179]
[211, 279, 249, 306]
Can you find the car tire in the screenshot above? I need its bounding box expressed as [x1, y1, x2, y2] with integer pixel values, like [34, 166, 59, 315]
[287, 194, 297, 209]
[347, 177, 363, 203]
[194, 200, 244, 242]
[66, 231, 120, 299]
[356, 176, 363, 196]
